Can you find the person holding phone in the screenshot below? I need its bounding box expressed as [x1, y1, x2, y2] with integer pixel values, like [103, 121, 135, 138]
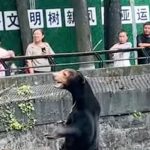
[25, 28, 55, 73]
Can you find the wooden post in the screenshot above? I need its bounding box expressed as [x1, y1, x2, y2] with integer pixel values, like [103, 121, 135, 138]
[72, 0, 95, 69]
[16, 0, 32, 54]
[104, 0, 121, 50]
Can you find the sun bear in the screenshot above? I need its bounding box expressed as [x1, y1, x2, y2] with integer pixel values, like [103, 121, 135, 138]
[46, 69, 101, 150]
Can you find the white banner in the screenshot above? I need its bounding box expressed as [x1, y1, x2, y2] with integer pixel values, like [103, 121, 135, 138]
[28, 9, 44, 29]
[4, 11, 19, 30]
[101, 6, 150, 24]
[0, 12, 4, 31]
[46, 9, 62, 28]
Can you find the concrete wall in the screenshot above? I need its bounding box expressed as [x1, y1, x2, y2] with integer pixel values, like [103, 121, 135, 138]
[1, 113, 150, 150]
[1, 65, 150, 149]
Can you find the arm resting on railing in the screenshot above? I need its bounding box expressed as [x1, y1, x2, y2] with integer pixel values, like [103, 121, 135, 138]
[26, 60, 34, 74]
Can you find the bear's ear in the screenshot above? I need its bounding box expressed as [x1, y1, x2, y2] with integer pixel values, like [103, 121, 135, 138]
[63, 70, 71, 77]
[77, 71, 86, 84]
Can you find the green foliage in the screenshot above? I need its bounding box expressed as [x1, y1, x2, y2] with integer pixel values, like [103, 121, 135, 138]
[17, 85, 34, 97]
[132, 110, 142, 119]
[9, 118, 24, 131]
[0, 101, 36, 131]
[0, 84, 36, 131]
[18, 102, 35, 114]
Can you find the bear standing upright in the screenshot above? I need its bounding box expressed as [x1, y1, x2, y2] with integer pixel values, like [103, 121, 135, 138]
[46, 69, 101, 150]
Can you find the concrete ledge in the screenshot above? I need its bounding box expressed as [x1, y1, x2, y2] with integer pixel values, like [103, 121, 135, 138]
[82, 64, 150, 77]
[0, 65, 150, 131]
[1, 64, 150, 89]
[98, 89, 150, 116]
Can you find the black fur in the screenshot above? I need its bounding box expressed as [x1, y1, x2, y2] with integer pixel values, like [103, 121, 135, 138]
[47, 70, 100, 150]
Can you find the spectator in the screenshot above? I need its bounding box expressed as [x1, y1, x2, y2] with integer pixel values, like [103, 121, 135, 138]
[110, 30, 132, 67]
[137, 21, 150, 64]
[0, 47, 15, 77]
[25, 28, 55, 73]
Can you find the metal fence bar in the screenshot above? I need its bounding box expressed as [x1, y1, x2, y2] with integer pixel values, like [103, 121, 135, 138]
[0, 47, 148, 76]
[0, 47, 144, 61]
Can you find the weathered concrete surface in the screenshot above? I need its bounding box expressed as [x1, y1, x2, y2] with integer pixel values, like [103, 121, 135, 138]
[0, 85, 72, 132]
[1, 64, 150, 149]
[99, 113, 150, 150]
[1, 113, 150, 150]
[0, 124, 64, 150]
[1, 72, 150, 119]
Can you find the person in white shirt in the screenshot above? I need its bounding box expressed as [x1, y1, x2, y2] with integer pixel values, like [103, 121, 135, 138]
[0, 47, 15, 77]
[110, 30, 132, 67]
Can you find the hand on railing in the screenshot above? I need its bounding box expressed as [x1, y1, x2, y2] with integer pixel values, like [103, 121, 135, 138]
[8, 50, 15, 57]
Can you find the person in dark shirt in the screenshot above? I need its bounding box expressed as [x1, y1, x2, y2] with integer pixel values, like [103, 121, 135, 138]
[137, 21, 150, 64]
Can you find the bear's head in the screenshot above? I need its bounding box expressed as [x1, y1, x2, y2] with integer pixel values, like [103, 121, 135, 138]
[52, 69, 85, 89]
[53, 69, 100, 114]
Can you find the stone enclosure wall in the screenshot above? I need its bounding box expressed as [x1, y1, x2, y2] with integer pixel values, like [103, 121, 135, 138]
[1, 65, 150, 150]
